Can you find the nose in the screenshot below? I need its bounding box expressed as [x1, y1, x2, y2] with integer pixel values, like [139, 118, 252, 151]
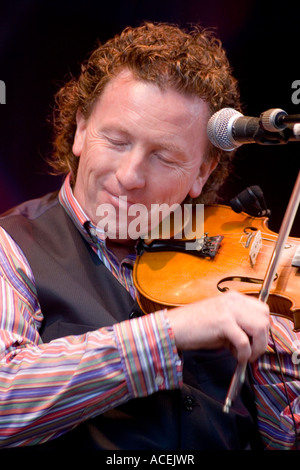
[115, 148, 147, 191]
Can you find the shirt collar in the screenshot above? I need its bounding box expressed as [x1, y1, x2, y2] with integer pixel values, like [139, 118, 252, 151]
[58, 173, 136, 266]
[58, 173, 102, 247]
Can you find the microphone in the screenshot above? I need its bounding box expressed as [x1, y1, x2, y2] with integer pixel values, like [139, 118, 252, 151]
[207, 107, 300, 151]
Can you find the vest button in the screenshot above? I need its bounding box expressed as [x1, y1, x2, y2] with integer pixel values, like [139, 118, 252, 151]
[183, 395, 195, 412]
[129, 311, 143, 319]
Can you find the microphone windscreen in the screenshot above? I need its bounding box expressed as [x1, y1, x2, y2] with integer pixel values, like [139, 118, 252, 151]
[207, 108, 243, 151]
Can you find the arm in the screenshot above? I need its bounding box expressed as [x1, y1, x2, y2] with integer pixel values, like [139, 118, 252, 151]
[0, 228, 182, 447]
[0, 226, 271, 448]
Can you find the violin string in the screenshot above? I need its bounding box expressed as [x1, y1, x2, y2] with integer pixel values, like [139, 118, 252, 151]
[216, 231, 294, 260]
[218, 231, 281, 242]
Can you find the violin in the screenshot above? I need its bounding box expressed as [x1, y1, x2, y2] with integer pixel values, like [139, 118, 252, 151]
[133, 203, 300, 330]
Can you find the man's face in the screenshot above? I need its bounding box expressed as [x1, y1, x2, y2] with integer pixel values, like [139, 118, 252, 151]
[73, 69, 216, 242]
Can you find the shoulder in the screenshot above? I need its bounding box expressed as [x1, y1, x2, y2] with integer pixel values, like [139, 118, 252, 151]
[0, 191, 64, 251]
[0, 191, 59, 223]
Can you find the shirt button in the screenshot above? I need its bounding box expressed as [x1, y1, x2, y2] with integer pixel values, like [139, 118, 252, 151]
[90, 227, 97, 237]
[183, 395, 195, 412]
[155, 375, 164, 387]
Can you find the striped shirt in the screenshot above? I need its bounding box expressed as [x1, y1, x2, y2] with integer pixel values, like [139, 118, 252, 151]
[0, 174, 182, 447]
[250, 316, 300, 449]
[0, 174, 299, 449]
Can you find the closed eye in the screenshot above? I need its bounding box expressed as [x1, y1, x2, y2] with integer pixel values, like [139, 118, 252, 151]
[152, 150, 182, 168]
[109, 136, 127, 145]
[106, 136, 130, 149]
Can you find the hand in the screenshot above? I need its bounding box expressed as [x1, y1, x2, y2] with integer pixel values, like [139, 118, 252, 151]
[165, 290, 270, 363]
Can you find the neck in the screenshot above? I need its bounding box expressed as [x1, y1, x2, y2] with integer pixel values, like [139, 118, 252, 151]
[106, 238, 136, 262]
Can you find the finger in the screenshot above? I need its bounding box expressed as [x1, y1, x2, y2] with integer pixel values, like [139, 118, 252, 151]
[220, 323, 252, 363]
[248, 322, 269, 362]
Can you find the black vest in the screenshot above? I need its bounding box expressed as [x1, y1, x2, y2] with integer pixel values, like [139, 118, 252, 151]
[0, 192, 262, 450]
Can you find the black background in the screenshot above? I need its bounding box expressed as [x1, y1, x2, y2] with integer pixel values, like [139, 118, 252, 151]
[0, 0, 299, 235]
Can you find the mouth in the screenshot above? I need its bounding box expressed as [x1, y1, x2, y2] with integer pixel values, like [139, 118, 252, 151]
[105, 189, 141, 210]
[98, 189, 151, 241]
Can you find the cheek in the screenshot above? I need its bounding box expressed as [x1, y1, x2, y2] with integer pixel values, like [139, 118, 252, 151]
[79, 143, 115, 178]
[149, 173, 187, 206]
[168, 167, 198, 199]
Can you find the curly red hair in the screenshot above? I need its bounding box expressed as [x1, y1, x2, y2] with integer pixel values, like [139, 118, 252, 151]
[51, 22, 241, 203]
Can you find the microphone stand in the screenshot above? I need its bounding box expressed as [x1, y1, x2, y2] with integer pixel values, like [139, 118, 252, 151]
[223, 169, 300, 413]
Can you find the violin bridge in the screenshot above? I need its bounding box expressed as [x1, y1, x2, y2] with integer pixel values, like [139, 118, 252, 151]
[292, 244, 300, 267]
[249, 230, 262, 267]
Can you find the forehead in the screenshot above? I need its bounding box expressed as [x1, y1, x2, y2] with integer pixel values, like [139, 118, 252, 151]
[90, 69, 210, 132]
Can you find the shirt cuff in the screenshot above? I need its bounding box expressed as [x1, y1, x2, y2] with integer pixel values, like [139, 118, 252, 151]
[113, 309, 183, 398]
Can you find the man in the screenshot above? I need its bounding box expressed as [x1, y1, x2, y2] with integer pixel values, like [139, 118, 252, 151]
[0, 22, 297, 450]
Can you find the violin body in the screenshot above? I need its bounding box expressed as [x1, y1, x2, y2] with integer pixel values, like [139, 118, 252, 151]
[133, 204, 300, 330]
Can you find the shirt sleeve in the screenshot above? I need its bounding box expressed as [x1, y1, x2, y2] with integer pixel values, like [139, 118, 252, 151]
[0, 228, 183, 447]
[250, 315, 300, 450]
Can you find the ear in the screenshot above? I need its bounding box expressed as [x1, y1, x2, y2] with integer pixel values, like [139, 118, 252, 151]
[188, 158, 218, 199]
[72, 109, 87, 157]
